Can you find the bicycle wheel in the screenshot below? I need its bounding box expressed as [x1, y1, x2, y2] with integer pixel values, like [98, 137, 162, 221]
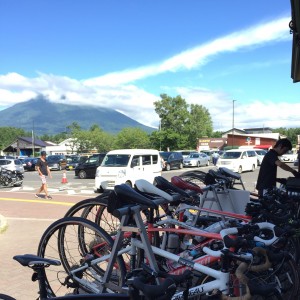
[64, 193, 121, 236]
[37, 217, 126, 297]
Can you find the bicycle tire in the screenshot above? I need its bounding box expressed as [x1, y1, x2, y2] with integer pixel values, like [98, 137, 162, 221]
[0, 294, 16, 300]
[64, 194, 121, 236]
[37, 217, 126, 297]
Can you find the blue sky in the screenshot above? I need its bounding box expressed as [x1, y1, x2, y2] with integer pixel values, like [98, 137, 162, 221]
[0, 0, 298, 131]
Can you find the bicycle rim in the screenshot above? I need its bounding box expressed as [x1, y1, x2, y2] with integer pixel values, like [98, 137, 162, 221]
[37, 217, 126, 297]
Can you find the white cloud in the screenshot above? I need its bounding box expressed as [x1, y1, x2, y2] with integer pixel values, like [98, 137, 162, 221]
[0, 16, 294, 130]
[84, 16, 290, 86]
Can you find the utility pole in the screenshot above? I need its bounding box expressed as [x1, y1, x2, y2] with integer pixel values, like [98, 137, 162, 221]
[232, 100, 236, 148]
[32, 121, 35, 157]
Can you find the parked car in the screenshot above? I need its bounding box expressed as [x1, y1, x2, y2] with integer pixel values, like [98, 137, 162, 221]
[253, 149, 267, 166]
[159, 151, 183, 171]
[280, 150, 298, 162]
[0, 159, 24, 173]
[216, 149, 257, 173]
[175, 150, 198, 159]
[23, 158, 39, 171]
[0, 155, 15, 159]
[183, 153, 210, 167]
[95, 149, 162, 192]
[65, 155, 82, 171]
[75, 153, 106, 179]
[47, 155, 67, 170]
[201, 150, 220, 162]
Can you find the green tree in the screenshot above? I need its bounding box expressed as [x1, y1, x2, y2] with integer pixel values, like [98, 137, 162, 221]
[0, 127, 30, 150]
[154, 94, 189, 150]
[187, 104, 213, 148]
[114, 128, 151, 149]
[153, 94, 213, 150]
[89, 124, 115, 152]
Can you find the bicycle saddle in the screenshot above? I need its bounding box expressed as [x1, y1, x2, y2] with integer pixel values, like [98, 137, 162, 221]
[170, 176, 203, 194]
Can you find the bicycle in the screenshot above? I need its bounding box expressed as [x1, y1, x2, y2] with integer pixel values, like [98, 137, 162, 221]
[37, 184, 291, 299]
[13, 252, 191, 300]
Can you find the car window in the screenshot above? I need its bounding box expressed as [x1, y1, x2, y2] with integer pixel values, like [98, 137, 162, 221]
[102, 154, 130, 167]
[14, 159, 21, 165]
[0, 160, 9, 165]
[159, 152, 171, 160]
[222, 152, 242, 159]
[142, 155, 151, 165]
[247, 151, 256, 157]
[152, 155, 158, 164]
[87, 156, 99, 164]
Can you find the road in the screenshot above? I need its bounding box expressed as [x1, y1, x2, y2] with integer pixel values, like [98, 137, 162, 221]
[0, 164, 295, 299]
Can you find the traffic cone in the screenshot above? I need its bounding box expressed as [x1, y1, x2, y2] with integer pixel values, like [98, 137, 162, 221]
[61, 171, 68, 184]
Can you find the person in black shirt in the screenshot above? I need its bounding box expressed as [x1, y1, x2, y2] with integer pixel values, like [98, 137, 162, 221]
[35, 151, 52, 199]
[256, 138, 300, 196]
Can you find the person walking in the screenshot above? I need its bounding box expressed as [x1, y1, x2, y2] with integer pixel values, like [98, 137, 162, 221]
[212, 152, 219, 166]
[256, 138, 300, 197]
[35, 151, 52, 199]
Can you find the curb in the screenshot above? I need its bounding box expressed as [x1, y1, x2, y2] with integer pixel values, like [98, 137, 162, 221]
[0, 214, 8, 233]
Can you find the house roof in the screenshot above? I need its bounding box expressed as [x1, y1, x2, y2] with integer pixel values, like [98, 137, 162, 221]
[18, 137, 51, 147]
[222, 128, 247, 135]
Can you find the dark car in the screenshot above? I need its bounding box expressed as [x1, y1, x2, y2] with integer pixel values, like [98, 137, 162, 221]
[159, 151, 183, 171]
[23, 158, 39, 171]
[47, 155, 67, 170]
[65, 155, 83, 171]
[75, 153, 106, 179]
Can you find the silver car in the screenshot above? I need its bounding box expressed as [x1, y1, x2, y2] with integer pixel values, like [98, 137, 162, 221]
[253, 149, 267, 166]
[0, 159, 25, 173]
[183, 153, 210, 167]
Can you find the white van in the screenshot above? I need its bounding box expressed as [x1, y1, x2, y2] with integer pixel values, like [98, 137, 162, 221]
[94, 149, 162, 192]
[216, 149, 257, 173]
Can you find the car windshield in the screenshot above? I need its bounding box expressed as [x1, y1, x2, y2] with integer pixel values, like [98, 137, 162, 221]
[222, 152, 242, 159]
[159, 152, 171, 160]
[101, 154, 130, 167]
[256, 150, 266, 155]
[68, 156, 80, 163]
[47, 156, 60, 162]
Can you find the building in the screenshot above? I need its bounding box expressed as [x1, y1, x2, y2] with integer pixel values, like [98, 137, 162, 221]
[197, 138, 227, 151]
[197, 127, 285, 151]
[1, 137, 80, 157]
[1, 137, 51, 157]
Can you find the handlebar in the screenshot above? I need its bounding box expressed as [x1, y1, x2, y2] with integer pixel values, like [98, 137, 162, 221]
[202, 222, 279, 257]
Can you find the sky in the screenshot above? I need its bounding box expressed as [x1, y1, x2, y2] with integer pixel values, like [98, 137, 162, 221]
[0, 0, 299, 132]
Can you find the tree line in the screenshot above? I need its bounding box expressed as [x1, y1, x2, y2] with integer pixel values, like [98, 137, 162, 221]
[1, 94, 300, 153]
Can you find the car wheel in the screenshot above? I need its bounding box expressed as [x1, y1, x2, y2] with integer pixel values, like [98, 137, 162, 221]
[197, 161, 200, 168]
[166, 164, 171, 171]
[78, 170, 87, 179]
[238, 166, 242, 174]
[179, 163, 183, 169]
[257, 160, 260, 166]
[251, 164, 255, 172]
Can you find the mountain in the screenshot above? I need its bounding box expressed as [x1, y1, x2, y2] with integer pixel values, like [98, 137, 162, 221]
[0, 98, 155, 135]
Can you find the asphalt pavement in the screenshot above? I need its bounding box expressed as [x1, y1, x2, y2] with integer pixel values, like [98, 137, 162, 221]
[0, 164, 295, 299]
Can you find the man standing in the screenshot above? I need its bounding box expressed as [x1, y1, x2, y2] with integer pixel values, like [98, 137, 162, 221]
[256, 138, 300, 197]
[35, 151, 52, 199]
